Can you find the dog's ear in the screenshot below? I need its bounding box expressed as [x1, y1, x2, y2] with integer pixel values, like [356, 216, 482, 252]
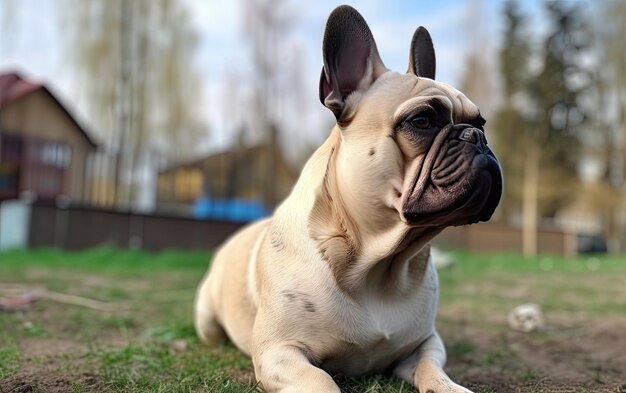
[407, 26, 436, 79]
[319, 5, 386, 120]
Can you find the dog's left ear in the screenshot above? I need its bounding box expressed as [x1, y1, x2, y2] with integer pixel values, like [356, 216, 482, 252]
[319, 5, 387, 121]
[408, 26, 436, 79]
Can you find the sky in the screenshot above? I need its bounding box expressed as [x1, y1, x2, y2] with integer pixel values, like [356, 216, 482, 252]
[0, 0, 549, 159]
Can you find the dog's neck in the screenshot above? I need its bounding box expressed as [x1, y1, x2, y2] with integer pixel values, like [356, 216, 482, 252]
[306, 128, 439, 296]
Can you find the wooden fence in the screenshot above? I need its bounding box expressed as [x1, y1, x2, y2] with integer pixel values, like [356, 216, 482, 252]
[0, 200, 577, 255]
[1, 200, 244, 251]
[433, 224, 578, 256]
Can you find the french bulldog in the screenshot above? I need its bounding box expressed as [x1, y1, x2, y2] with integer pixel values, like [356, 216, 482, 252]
[195, 5, 502, 392]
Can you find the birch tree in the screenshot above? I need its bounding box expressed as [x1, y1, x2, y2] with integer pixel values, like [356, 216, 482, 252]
[60, 0, 206, 208]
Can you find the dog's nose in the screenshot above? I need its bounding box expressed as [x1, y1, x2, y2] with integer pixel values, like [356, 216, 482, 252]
[458, 127, 487, 150]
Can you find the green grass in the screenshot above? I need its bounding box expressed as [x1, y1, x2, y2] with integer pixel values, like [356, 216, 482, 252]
[438, 251, 626, 315]
[0, 247, 211, 274]
[440, 251, 625, 277]
[0, 248, 624, 392]
[447, 339, 475, 357]
[0, 347, 20, 379]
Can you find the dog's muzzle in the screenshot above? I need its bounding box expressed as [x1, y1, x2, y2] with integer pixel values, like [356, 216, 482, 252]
[403, 124, 502, 227]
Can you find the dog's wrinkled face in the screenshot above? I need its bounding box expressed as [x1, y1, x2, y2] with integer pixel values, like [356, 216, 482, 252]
[319, 6, 502, 230]
[377, 75, 502, 228]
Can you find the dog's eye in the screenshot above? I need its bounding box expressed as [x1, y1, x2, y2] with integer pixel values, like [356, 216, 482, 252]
[409, 115, 431, 129]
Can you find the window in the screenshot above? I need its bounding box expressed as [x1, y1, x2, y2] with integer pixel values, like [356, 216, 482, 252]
[37, 141, 71, 169]
[23, 138, 71, 199]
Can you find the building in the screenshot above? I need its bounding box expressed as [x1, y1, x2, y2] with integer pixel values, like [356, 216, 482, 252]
[157, 144, 298, 218]
[0, 72, 97, 203]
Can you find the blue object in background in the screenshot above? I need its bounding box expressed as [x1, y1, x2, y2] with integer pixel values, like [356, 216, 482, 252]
[193, 197, 269, 222]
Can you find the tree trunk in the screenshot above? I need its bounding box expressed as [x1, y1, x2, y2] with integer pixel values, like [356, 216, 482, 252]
[522, 145, 540, 257]
[114, 1, 132, 208]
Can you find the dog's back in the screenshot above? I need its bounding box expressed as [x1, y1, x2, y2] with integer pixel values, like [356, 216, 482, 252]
[194, 218, 270, 355]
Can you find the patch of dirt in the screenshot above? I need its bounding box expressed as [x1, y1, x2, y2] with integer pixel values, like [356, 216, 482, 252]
[0, 337, 101, 393]
[0, 370, 102, 393]
[463, 374, 626, 393]
[441, 316, 626, 392]
[21, 267, 155, 294]
[19, 338, 87, 359]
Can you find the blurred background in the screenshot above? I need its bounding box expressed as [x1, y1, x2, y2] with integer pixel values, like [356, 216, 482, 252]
[0, 0, 625, 257]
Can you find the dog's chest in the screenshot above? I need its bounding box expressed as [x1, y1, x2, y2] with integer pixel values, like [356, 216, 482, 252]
[320, 286, 437, 376]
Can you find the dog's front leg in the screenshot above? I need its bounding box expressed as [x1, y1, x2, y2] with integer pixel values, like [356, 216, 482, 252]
[393, 332, 473, 393]
[253, 344, 340, 393]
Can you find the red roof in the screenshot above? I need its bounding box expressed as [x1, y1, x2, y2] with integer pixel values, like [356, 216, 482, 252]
[0, 72, 42, 106]
[0, 71, 97, 148]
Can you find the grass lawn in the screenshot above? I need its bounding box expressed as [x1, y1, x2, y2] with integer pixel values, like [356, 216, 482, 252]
[0, 248, 625, 392]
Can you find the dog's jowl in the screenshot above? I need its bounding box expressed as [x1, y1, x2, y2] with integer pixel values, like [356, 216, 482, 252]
[195, 5, 502, 393]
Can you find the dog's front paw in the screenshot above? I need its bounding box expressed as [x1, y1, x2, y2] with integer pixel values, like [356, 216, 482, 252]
[418, 379, 473, 393]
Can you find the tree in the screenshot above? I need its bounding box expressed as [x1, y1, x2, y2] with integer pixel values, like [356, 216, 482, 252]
[239, 0, 303, 208]
[60, 0, 206, 208]
[527, 2, 590, 217]
[586, 0, 626, 252]
[492, 1, 536, 255]
[458, 0, 499, 122]
[492, 2, 592, 256]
